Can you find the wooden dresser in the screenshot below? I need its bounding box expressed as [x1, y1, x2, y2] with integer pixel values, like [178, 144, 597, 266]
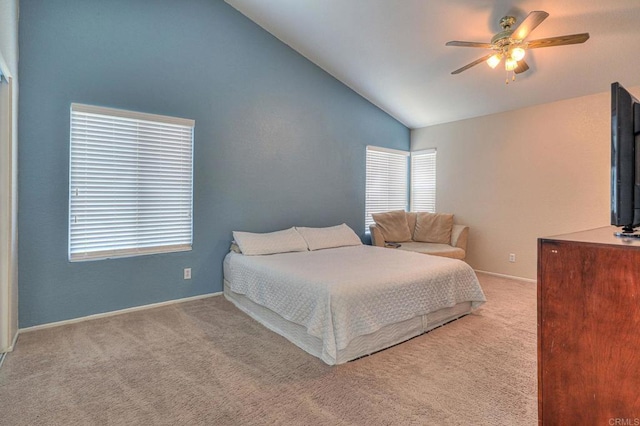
[538, 227, 640, 425]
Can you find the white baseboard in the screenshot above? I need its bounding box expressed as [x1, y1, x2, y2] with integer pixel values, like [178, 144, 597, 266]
[20, 292, 222, 334]
[474, 269, 536, 283]
[7, 329, 18, 351]
[15, 270, 534, 340]
[0, 331, 16, 368]
[0, 331, 19, 362]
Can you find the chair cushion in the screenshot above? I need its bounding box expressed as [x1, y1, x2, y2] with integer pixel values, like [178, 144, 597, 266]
[396, 241, 465, 260]
[413, 212, 454, 244]
[371, 210, 412, 242]
[405, 212, 418, 235]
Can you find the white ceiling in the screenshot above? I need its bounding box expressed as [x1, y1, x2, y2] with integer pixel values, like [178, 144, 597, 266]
[225, 0, 640, 129]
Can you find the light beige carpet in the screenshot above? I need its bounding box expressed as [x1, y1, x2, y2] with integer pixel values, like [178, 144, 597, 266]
[0, 273, 537, 425]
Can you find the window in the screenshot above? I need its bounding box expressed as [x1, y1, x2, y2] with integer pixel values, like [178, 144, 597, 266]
[365, 146, 409, 231]
[410, 149, 437, 212]
[69, 104, 194, 261]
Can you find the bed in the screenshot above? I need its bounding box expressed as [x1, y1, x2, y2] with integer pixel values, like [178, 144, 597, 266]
[223, 226, 486, 365]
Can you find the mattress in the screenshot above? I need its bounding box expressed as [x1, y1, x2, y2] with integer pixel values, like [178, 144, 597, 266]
[223, 245, 486, 365]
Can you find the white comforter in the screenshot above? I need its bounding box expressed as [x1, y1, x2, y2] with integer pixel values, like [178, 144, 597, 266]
[224, 245, 485, 363]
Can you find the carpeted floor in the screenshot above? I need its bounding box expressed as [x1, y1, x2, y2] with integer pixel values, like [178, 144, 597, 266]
[0, 272, 537, 425]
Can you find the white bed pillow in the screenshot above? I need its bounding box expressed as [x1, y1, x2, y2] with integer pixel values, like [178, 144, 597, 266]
[296, 223, 362, 251]
[232, 227, 308, 256]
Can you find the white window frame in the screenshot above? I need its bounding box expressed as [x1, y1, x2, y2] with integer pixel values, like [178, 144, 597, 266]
[69, 103, 194, 261]
[365, 145, 409, 232]
[410, 148, 437, 213]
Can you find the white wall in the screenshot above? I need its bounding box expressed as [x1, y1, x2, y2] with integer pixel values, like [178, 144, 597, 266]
[412, 87, 640, 280]
[0, 0, 19, 352]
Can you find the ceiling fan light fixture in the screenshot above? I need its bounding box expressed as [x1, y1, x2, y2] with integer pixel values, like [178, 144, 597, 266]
[511, 47, 526, 61]
[446, 10, 590, 80]
[487, 54, 502, 69]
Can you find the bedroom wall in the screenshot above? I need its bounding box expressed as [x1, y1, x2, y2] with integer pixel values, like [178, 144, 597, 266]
[18, 0, 409, 327]
[412, 86, 640, 280]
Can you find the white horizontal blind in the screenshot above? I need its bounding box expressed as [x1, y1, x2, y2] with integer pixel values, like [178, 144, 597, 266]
[410, 149, 437, 212]
[69, 103, 194, 261]
[365, 146, 409, 231]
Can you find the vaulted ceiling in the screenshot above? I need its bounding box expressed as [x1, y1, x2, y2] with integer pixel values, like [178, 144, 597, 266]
[226, 0, 640, 128]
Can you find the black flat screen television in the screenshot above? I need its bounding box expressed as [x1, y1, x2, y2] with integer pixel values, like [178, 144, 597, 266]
[611, 82, 640, 234]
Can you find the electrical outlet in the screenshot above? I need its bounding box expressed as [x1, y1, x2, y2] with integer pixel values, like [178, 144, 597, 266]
[183, 268, 191, 280]
[509, 253, 516, 263]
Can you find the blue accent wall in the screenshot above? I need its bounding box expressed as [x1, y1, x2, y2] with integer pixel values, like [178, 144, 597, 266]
[18, 0, 409, 327]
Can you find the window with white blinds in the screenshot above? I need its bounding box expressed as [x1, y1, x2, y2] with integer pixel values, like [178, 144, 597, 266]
[410, 149, 437, 212]
[365, 146, 409, 232]
[69, 103, 194, 261]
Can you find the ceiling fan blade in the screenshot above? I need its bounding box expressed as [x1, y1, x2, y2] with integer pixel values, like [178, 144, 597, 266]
[451, 54, 493, 75]
[446, 41, 493, 48]
[527, 33, 590, 49]
[512, 11, 549, 41]
[514, 60, 529, 74]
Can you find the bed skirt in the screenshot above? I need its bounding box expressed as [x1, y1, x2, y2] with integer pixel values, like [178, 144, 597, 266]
[224, 279, 472, 365]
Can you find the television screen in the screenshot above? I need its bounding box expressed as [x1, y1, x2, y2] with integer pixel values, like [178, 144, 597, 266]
[611, 82, 640, 233]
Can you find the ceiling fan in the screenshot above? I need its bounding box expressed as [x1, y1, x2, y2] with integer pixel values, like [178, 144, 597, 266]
[446, 11, 589, 82]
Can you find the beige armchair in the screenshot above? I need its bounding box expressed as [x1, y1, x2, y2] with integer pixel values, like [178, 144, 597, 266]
[370, 211, 469, 260]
